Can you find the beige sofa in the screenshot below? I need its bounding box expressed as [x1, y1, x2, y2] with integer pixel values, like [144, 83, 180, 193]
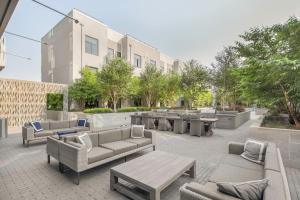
[22, 120, 93, 146]
[46, 127, 156, 184]
[180, 141, 291, 200]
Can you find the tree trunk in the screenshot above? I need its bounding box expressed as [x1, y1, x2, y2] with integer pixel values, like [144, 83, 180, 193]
[282, 88, 300, 128]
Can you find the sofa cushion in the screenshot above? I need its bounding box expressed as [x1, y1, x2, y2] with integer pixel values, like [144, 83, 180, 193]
[50, 121, 70, 130]
[88, 133, 99, 147]
[263, 169, 286, 200]
[99, 129, 122, 144]
[266, 142, 277, 154]
[87, 147, 114, 164]
[241, 139, 267, 164]
[69, 120, 78, 128]
[122, 128, 131, 140]
[101, 141, 137, 155]
[125, 138, 151, 148]
[76, 133, 92, 152]
[31, 121, 43, 132]
[185, 182, 240, 200]
[40, 122, 50, 130]
[209, 164, 264, 183]
[69, 126, 89, 132]
[222, 154, 263, 171]
[217, 179, 268, 200]
[264, 151, 280, 172]
[34, 130, 54, 137]
[131, 125, 144, 138]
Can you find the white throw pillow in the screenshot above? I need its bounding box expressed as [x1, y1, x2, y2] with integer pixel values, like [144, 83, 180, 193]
[131, 125, 145, 138]
[241, 139, 267, 164]
[76, 133, 92, 152]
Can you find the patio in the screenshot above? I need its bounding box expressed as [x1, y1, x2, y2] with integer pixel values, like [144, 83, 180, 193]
[0, 118, 299, 200]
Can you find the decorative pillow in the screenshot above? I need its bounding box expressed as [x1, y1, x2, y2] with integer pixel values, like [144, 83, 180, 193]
[76, 133, 92, 152]
[31, 121, 43, 132]
[131, 125, 145, 138]
[217, 179, 269, 200]
[78, 119, 87, 127]
[241, 139, 267, 164]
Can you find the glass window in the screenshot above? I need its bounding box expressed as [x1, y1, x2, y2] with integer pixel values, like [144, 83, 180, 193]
[87, 66, 98, 73]
[150, 59, 156, 66]
[134, 54, 142, 68]
[85, 35, 98, 55]
[107, 48, 114, 58]
[117, 51, 121, 57]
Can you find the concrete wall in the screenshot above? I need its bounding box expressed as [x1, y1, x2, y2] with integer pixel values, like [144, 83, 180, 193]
[249, 117, 300, 169]
[216, 111, 251, 129]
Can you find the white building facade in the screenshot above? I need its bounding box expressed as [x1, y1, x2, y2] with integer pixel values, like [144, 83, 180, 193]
[0, 36, 6, 71]
[41, 9, 183, 84]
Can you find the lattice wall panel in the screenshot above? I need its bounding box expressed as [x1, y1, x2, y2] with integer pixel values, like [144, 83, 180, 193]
[0, 78, 68, 127]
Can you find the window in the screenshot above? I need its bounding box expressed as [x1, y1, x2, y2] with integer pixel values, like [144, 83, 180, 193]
[107, 48, 114, 58]
[117, 51, 121, 57]
[87, 66, 98, 73]
[134, 54, 142, 68]
[85, 35, 98, 55]
[150, 59, 156, 66]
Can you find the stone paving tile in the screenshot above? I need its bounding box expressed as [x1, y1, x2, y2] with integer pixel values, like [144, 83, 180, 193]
[0, 119, 299, 200]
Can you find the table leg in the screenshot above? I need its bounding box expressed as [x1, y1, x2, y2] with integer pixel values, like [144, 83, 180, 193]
[188, 163, 196, 178]
[150, 190, 160, 200]
[207, 122, 213, 136]
[110, 172, 118, 191]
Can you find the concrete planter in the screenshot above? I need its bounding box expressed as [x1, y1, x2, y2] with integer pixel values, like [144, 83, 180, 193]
[46, 110, 65, 121]
[215, 111, 251, 129]
[249, 117, 300, 169]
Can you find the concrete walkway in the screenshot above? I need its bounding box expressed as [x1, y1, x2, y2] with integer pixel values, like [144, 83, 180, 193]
[0, 118, 299, 200]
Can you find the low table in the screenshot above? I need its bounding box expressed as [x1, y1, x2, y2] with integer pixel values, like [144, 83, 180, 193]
[56, 130, 77, 138]
[110, 151, 196, 200]
[200, 118, 218, 136]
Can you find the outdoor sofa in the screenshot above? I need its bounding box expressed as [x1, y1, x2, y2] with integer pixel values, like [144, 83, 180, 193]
[180, 141, 291, 200]
[46, 127, 156, 184]
[22, 119, 93, 146]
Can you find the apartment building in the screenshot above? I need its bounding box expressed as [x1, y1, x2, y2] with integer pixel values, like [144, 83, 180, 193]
[41, 9, 183, 84]
[0, 36, 5, 71]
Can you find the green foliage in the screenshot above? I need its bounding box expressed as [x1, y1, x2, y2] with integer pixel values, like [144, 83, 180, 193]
[47, 93, 63, 111]
[193, 91, 213, 107]
[160, 72, 181, 107]
[117, 106, 152, 112]
[180, 60, 209, 109]
[140, 64, 164, 107]
[236, 17, 300, 127]
[83, 107, 113, 113]
[69, 67, 100, 109]
[97, 57, 133, 112]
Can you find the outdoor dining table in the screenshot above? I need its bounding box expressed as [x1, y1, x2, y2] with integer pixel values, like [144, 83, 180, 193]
[200, 118, 218, 136]
[167, 116, 187, 134]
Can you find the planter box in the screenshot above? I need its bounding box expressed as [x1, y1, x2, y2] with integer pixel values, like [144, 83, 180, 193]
[249, 117, 300, 169]
[215, 111, 251, 129]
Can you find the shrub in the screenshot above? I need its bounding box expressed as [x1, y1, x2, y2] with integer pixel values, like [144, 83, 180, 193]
[83, 108, 113, 113]
[47, 93, 63, 111]
[137, 107, 152, 111]
[117, 107, 138, 112]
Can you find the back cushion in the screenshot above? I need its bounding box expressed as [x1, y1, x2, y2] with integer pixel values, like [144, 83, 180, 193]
[50, 121, 70, 130]
[99, 129, 122, 144]
[264, 149, 280, 172]
[122, 128, 131, 140]
[69, 120, 78, 128]
[40, 122, 50, 130]
[89, 133, 99, 147]
[266, 143, 277, 154]
[263, 169, 286, 200]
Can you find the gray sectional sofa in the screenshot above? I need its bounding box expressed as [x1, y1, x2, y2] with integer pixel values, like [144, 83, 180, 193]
[22, 120, 93, 146]
[180, 141, 291, 200]
[46, 127, 156, 184]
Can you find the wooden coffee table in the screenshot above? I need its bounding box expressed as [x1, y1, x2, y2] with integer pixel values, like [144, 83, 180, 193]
[110, 151, 196, 200]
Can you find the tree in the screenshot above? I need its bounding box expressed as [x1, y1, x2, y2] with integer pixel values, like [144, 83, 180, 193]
[98, 57, 133, 112]
[140, 64, 164, 107]
[127, 76, 142, 106]
[211, 46, 241, 110]
[180, 60, 209, 109]
[160, 71, 181, 107]
[69, 67, 100, 110]
[236, 17, 300, 128]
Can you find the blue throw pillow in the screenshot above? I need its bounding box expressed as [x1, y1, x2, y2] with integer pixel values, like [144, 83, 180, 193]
[31, 121, 43, 132]
[78, 119, 87, 127]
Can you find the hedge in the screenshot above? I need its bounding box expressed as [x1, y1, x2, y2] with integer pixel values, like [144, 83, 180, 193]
[83, 108, 113, 113]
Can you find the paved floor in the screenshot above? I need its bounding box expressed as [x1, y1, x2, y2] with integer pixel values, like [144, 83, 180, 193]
[0, 119, 299, 200]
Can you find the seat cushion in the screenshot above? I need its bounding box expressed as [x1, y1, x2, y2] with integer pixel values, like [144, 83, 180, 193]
[263, 169, 286, 200]
[99, 129, 122, 144]
[209, 164, 263, 183]
[222, 154, 263, 171]
[34, 130, 54, 137]
[101, 141, 137, 155]
[88, 147, 114, 164]
[125, 138, 151, 148]
[185, 182, 241, 200]
[50, 121, 70, 130]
